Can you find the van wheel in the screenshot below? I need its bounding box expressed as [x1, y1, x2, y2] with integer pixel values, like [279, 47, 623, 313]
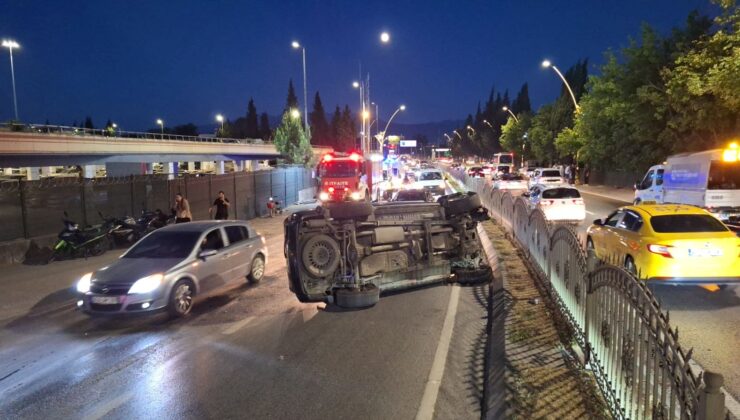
[335, 285, 380, 309]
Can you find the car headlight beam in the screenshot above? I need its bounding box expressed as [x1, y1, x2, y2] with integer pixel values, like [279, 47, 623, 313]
[128, 273, 164, 294]
[76, 272, 93, 293]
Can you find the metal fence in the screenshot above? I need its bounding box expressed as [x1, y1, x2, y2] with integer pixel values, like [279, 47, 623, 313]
[459, 173, 726, 420]
[0, 167, 313, 242]
[0, 122, 269, 144]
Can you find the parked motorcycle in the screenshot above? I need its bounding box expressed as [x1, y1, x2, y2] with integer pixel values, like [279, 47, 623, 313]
[100, 211, 149, 245]
[47, 212, 117, 263]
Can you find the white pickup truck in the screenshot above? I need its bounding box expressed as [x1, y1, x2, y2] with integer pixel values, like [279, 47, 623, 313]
[634, 143, 740, 223]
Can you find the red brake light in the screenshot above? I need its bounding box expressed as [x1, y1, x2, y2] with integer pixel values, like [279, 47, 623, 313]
[323, 154, 333, 162]
[647, 244, 673, 258]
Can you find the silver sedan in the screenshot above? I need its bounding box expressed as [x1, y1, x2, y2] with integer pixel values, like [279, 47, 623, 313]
[75, 220, 268, 317]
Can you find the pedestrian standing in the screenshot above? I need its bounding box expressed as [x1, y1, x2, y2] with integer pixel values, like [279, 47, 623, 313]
[584, 165, 591, 185]
[209, 190, 230, 220]
[174, 193, 192, 223]
[564, 164, 571, 183]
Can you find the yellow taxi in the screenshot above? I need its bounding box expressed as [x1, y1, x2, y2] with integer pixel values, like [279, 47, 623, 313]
[587, 204, 740, 285]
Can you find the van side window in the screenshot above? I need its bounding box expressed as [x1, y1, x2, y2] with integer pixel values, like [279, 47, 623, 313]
[655, 169, 664, 186]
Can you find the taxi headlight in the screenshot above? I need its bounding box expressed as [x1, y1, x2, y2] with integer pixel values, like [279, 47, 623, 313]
[128, 273, 164, 294]
[350, 191, 361, 200]
[76, 272, 93, 293]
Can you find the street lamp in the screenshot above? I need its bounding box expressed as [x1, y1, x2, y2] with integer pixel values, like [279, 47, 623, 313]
[290, 108, 300, 119]
[380, 32, 390, 44]
[467, 125, 476, 135]
[502, 106, 519, 123]
[378, 104, 406, 148]
[156, 119, 164, 138]
[443, 133, 452, 144]
[291, 41, 310, 137]
[2, 39, 20, 121]
[216, 114, 225, 133]
[541, 59, 579, 110]
[353, 80, 368, 152]
[112, 123, 118, 136]
[482, 120, 494, 130]
[453, 130, 462, 140]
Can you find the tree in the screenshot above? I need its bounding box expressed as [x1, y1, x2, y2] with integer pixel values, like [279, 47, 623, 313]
[337, 105, 356, 152]
[273, 111, 312, 164]
[330, 106, 342, 150]
[216, 119, 233, 138]
[511, 83, 532, 114]
[285, 79, 299, 113]
[245, 98, 260, 138]
[500, 113, 533, 161]
[259, 113, 271, 141]
[84, 117, 94, 129]
[309, 91, 331, 147]
[172, 123, 199, 136]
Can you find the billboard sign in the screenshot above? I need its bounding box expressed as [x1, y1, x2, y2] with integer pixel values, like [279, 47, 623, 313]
[399, 140, 417, 147]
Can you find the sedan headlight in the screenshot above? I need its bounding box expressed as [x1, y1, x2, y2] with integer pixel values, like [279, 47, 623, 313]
[319, 192, 329, 201]
[76, 272, 93, 293]
[438, 181, 446, 188]
[128, 273, 164, 294]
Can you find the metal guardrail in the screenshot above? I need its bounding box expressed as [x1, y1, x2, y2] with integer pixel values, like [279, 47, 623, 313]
[0, 122, 271, 145]
[455, 171, 727, 420]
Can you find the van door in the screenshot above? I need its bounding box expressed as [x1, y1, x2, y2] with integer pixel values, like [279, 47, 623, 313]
[635, 167, 664, 203]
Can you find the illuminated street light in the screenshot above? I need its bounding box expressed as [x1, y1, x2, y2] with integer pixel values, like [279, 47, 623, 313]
[541, 59, 579, 110]
[156, 119, 164, 138]
[290, 108, 301, 119]
[352, 81, 360, 89]
[216, 114, 225, 132]
[2, 39, 20, 121]
[291, 40, 310, 136]
[482, 120, 494, 130]
[466, 125, 476, 135]
[362, 110, 370, 120]
[378, 104, 406, 148]
[380, 32, 390, 43]
[502, 106, 519, 123]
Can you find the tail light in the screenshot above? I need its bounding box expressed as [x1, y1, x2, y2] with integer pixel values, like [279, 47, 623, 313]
[541, 200, 554, 206]
[572, 199, 584, 205]
[648, 244, 673, 258]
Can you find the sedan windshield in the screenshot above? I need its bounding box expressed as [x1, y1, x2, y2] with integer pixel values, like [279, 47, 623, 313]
[420, 172, 442, 181]
[500, 174, 523, 181]
[124, 231, 200, 259]
[650, 215, 729, 233]
[541, 170, 561, 177]
[542, 188, 581, 199]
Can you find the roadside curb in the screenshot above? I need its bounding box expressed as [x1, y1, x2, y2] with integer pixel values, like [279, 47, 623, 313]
[477, 221, 506, 419]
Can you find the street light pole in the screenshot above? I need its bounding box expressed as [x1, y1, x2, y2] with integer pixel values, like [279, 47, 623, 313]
[292, 41, 310, 138]
[502, 106, 519, 123]
[542, 60, 579, 110]
[2, 40, 20, 121]
[156, 119, 164, 139]
[378, 105, 405, 149]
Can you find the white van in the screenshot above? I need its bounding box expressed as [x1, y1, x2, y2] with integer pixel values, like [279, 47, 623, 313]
[634, 143, 740, 222]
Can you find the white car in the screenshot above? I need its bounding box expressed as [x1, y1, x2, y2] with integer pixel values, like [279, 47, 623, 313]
[525, 185, 585, 223]
[528, 168, 566, 188]
[413, 169, 447, 196]
[493, 173, 528, 193]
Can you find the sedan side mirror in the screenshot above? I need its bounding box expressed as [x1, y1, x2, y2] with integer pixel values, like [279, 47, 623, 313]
[198, 249, 218, 259]
[592, 219, 603, 226]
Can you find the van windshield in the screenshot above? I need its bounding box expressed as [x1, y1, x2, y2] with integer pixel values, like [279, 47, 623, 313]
[708, 161, 740, 190]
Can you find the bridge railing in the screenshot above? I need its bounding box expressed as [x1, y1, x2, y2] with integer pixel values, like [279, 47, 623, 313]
[463, 174, 727, 420]
[0, 122, 272, 145]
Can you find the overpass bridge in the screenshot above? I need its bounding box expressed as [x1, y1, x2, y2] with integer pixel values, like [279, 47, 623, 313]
[0, 123, 330, 178]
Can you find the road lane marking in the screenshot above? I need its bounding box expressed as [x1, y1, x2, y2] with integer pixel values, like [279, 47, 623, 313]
[82, 391, 133, 420]
[586, 210, 595, 215]
[221, 316, 256, 335]
[415, 284, 461, 420]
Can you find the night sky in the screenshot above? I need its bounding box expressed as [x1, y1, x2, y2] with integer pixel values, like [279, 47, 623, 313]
[0, 0, 714, 131]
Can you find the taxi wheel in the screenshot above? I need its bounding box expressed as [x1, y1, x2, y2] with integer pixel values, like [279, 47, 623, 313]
[624, 256, 638, 276]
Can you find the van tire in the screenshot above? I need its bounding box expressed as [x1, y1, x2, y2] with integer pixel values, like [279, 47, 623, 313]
[334, 285, 380, 309]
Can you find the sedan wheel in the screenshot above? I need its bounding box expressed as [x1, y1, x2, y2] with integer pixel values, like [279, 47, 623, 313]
[248, 255, 265, 284]
[168, 280, 194, 317]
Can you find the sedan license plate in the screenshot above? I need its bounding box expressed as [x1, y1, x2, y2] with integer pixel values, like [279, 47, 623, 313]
[687, 248, 722, 257]
[91, 296, 120, 304]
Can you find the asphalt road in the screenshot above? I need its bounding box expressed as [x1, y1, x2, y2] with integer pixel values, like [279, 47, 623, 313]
[0, 198, 488, 419]
[579, 191, 740, 404]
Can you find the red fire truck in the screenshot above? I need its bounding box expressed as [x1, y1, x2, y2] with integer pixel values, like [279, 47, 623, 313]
[317, 152, 371, 202]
